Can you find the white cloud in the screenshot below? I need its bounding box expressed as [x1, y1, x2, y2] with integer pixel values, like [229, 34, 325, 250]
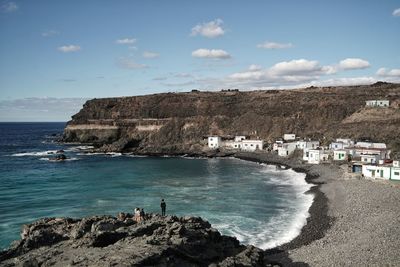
[57, 45, 81, 53]
[269, 59, 324, 75]
[116, 38, 136, 45]
[248, 64, 262, 71]
[192, 48, 231, 59]
[257, 41, 293, 49]
[191, 19, 225, 38]
[303, 77, 377, 87]
[117, 57, 147, 69]
[376, 68, 400, 77]
[393, 8, 400, 16]
[42, 30, 59, 37]
[1, 1, 18, 12]
[143, 51, 159, 58]
[338, 58, 370, 70]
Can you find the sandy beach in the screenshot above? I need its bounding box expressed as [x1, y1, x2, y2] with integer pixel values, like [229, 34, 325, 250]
[235, 151, 400, 266]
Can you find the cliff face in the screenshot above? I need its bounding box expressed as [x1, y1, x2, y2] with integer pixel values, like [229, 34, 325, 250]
[63, 83, 400, 154]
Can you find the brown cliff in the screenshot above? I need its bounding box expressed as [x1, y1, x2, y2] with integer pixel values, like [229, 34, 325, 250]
[63, 82, 400, 156]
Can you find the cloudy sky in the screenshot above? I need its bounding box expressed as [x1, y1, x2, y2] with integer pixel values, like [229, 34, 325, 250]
[0, 0, 399, 121]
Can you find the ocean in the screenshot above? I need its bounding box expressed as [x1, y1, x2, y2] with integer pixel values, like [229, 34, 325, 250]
[0, 122, 313, 250]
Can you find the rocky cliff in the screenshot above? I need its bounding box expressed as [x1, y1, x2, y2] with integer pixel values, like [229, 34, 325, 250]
[0, 214, 271, 267]
[63, 82, 400, 156]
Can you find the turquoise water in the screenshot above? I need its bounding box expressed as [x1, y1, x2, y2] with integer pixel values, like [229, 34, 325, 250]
[0, 123, 313, 250]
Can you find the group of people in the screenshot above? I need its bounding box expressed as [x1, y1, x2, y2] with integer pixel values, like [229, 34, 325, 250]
[133, 199, 167, 222]
[134, 207, 146, 222]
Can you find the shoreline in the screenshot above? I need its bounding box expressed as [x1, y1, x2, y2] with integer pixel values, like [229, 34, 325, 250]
[65, 148, 332, 252]
[3, 147, 399, 265]
[232, 152, 334, 259]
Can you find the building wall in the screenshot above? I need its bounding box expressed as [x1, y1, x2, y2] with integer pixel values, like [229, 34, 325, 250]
[208, 136, 221, 149]
[283, 134, 296, 141]
[333, 150, 347, 161]
[361, 154, 381, 164]
[308, 150, 321, 164]
[234, 136, 246, 142]
[362, 165, 391, 179]
[365, 100, 390, 107]
[391, 167, 400, 180]
[241, 140, 263, 151]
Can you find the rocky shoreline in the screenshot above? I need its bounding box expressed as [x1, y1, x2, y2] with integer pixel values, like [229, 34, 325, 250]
[0, 213, 274, 267]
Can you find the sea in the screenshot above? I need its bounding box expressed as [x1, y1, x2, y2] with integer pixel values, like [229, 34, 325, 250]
[0, 122, 314, 250]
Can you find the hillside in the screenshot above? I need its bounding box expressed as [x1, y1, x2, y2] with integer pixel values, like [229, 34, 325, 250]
[63, 82, 400, 156]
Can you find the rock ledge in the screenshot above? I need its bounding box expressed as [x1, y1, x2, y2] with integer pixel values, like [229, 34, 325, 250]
[0, 213, 273, 267]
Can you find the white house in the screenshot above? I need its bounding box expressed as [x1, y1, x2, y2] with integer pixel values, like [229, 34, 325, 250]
[278, 142, 297, 157]
[273, 140, 284, 151]
[391, 167, 400, 180]
[234, 136, 246, 142]
[333, 150, 347, 161]
[241, 140, 264, 151]
[362, 165, 391, 179]
[355, 142, 387, 149]
[208, 136, 221, 149]
[365, 100, 390, 108]
[283, 134, 296, 141]
[360, 154, 381, 164]
[330, 138, 354, 150]
[296, 140, 319, 150]
[306, 149, 330, 164]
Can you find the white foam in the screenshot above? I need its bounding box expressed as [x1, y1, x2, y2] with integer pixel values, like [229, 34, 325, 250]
[12, 150, 59, 157]
[40, 157, 79, 162]
[77, 152, 121, 157]
[65, 145, 94, 152]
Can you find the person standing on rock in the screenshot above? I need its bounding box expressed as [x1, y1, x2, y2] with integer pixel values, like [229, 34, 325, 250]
[160, 199, 166, 216]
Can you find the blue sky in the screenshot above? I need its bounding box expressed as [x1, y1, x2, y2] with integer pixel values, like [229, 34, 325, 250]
[0, 0, 399, 121]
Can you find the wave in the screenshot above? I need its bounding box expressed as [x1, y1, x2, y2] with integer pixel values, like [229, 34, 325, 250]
[65, 145, 94, 152]
[76, 152, 122, 157]
[12, 150, 60, 157]
[39, 157, 79, 162]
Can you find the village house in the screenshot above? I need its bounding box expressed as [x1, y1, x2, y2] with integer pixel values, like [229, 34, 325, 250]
[278, 142, 297, 157]
[329, 138, 354, 150]
[272, 140, 284, 151]
[360, 154, 381, 164]
[365, 100, 390, 108]
[361, 161, 400, 180]
[333, 150, 347, 161]
[207, 135, 263, 151]
[241, 140, 264, 151]
[283, 134, 296, 141]
[208, 136, 222, 149]
[296, 140, 320, 150]
[305, 149, 330, 164]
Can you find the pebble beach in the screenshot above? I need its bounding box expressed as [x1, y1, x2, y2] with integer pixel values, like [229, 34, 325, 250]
[236, 152, 400, 266]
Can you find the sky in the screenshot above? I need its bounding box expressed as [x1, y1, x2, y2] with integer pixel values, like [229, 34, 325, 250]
[0, 0, 399, 121]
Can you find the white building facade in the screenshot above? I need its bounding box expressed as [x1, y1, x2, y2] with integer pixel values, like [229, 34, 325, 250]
[283, 134, 296, 141]
[278, 142, 297, 157]
[241, 140, 264, 151]
[333, 150, 347, 161]
[208, 136, 221, 149]
[365, 100, 390, 107]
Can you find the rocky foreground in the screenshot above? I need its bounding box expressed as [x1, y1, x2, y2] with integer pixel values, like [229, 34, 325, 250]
[0, 213, 277, 267]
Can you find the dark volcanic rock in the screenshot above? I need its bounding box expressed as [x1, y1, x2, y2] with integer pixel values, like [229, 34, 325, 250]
[0, 214, 270, 266]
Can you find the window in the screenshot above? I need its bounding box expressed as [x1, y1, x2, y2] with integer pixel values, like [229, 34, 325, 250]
[394, 172, 400, 176]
